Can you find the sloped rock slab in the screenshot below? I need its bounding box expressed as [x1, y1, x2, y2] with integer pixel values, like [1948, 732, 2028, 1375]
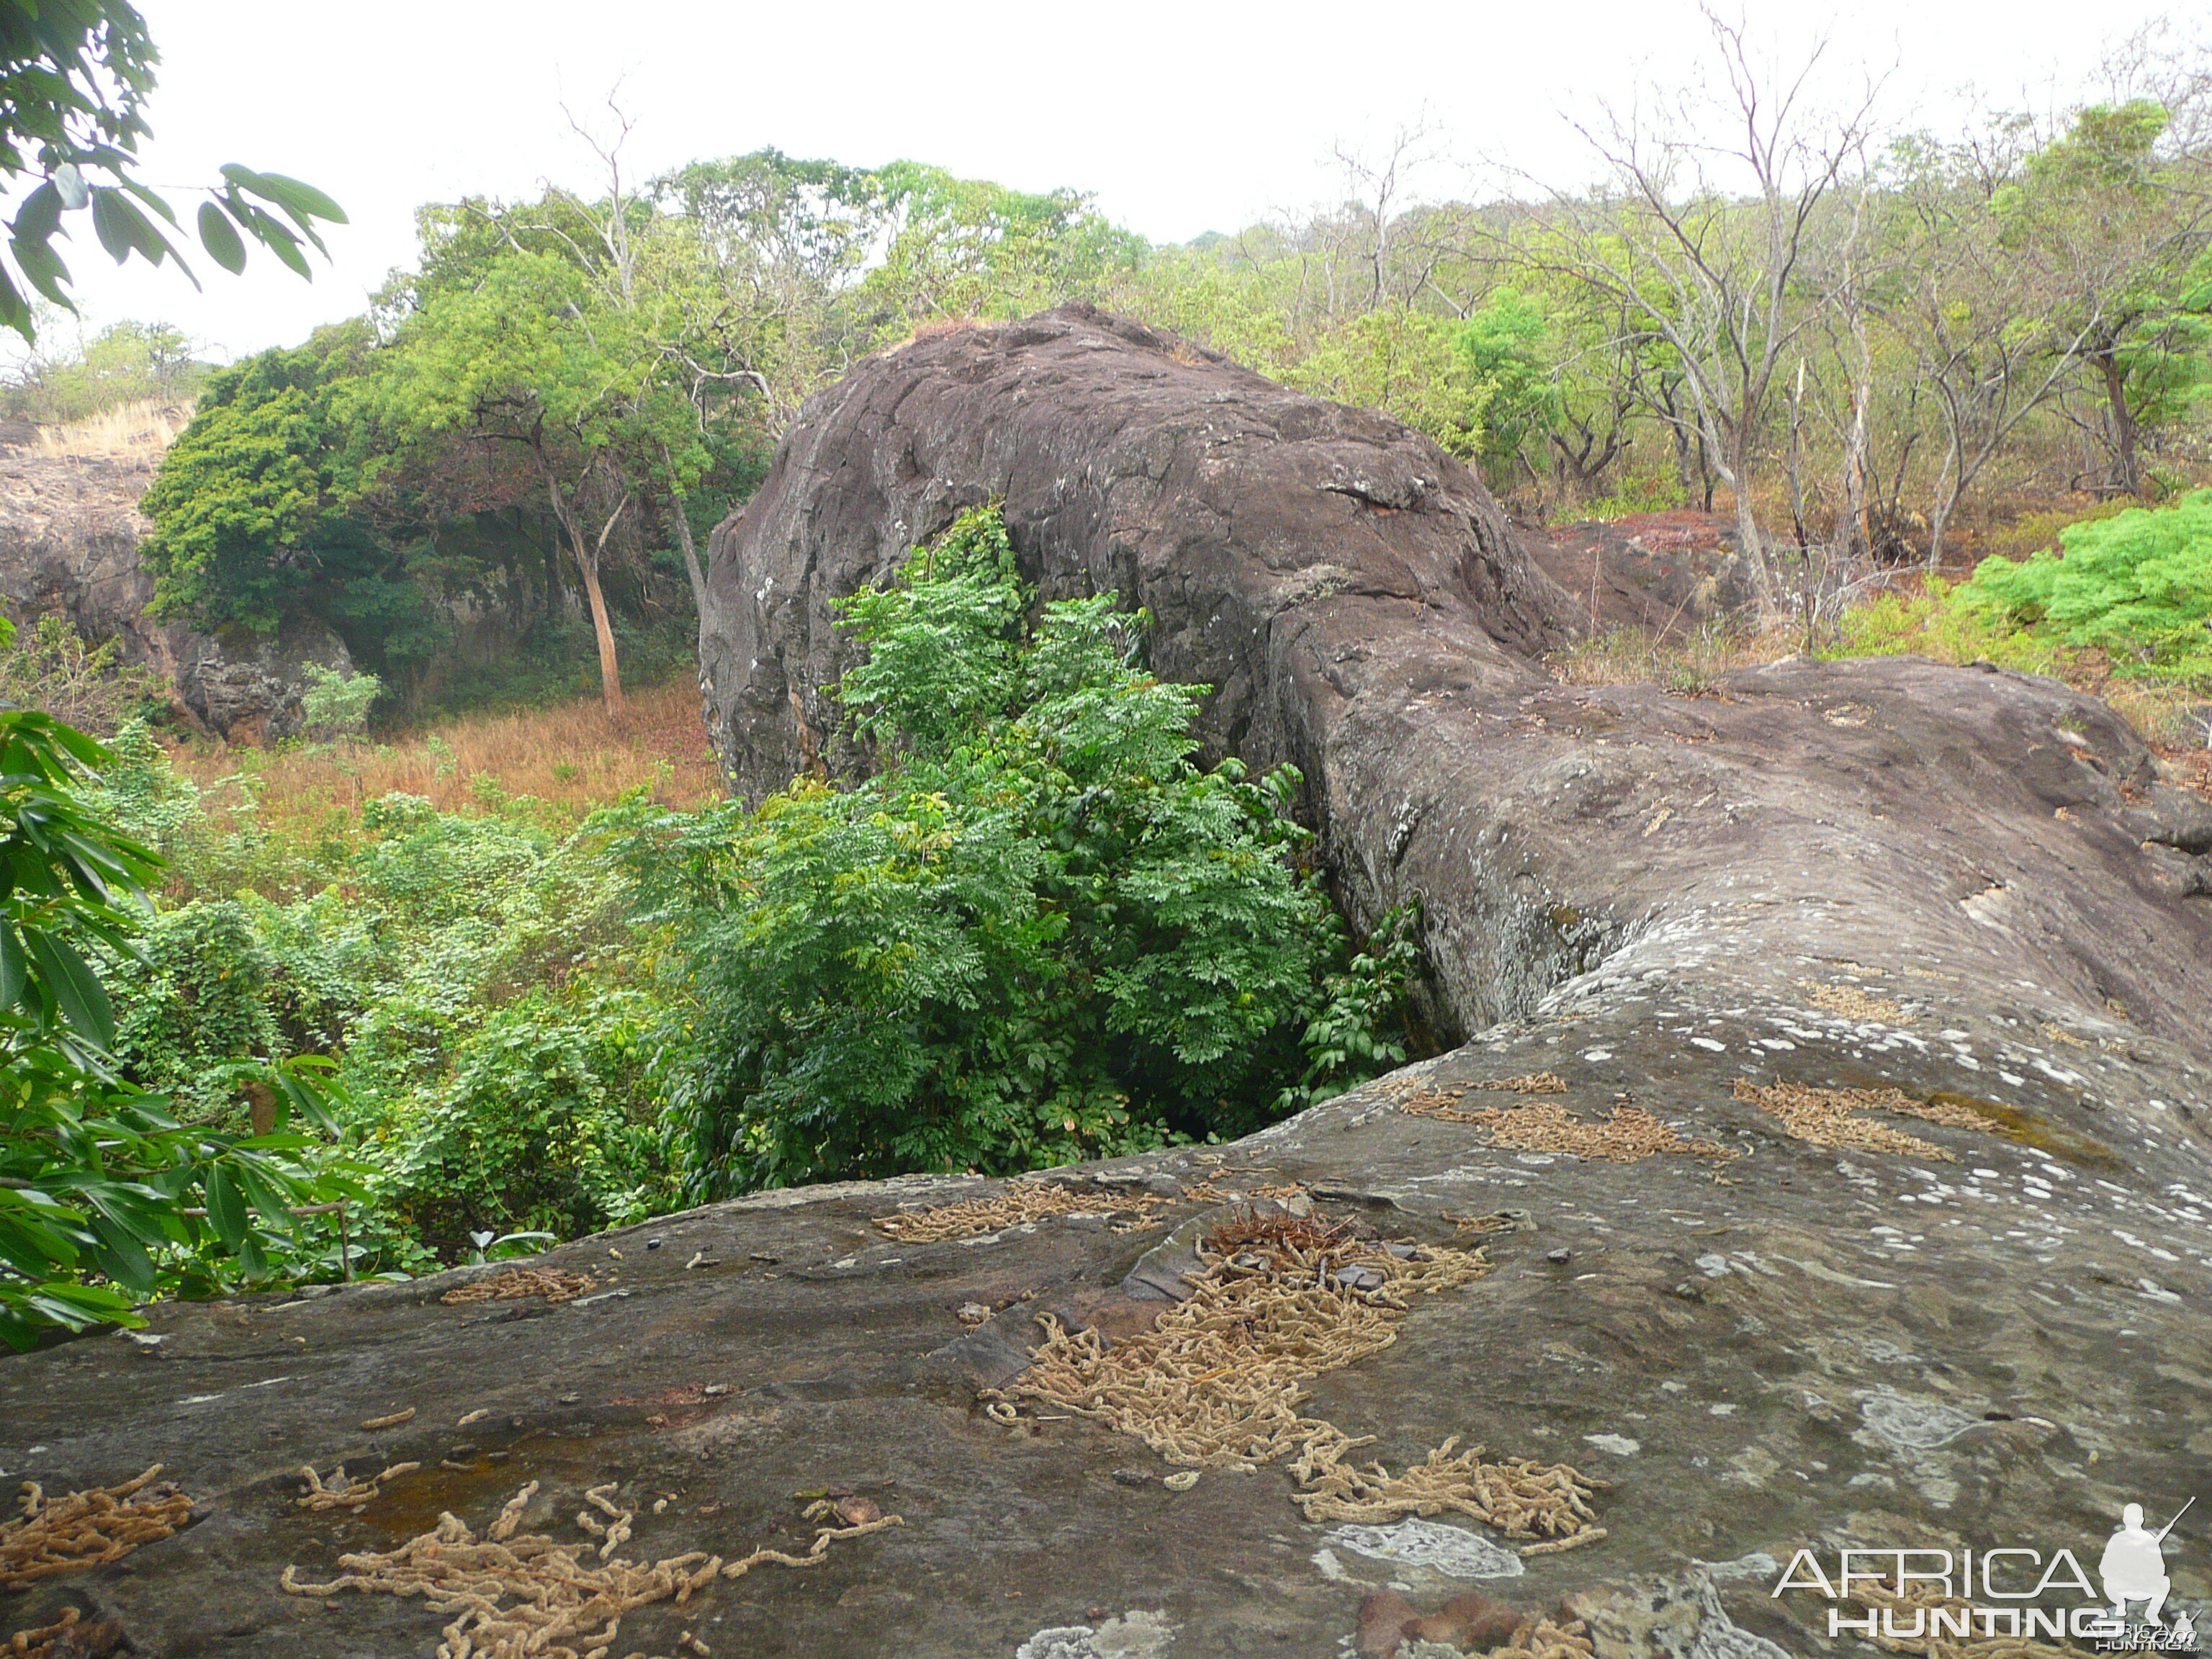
[5, 994, 2211, 1656]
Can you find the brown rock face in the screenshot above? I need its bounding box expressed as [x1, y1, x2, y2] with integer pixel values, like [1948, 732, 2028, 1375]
[0, 443, 352, 739]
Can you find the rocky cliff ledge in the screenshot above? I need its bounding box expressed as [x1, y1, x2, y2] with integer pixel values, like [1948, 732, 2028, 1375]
[0, 438, 350, 739]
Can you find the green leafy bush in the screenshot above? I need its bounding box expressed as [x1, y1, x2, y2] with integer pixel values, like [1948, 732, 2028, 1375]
[629, 507, 1411, 1197]
[296, 664, 382, 739]
[1957, 490, 2212, 682]
[0, 689, 355, 1346]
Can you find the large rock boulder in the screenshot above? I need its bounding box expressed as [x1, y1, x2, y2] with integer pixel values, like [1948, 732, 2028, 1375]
[0, 441, 352, 739]
[5, 310, 2211, 1658]
[701, 305, 2211, 1046]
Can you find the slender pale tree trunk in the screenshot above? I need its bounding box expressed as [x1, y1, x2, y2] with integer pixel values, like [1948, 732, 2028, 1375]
[543, 467, 629, 714]
[2095, 349, 2146, 500]
[660, 446, 710, 618]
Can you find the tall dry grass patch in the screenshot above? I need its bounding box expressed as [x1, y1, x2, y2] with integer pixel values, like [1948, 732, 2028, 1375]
[30, 397, 193, 461]
[169, 680, 724, 837]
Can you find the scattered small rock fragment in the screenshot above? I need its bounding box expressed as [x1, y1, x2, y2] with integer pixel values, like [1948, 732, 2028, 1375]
[1111, 1469, 1153, 1487]
[1547, 1249, 1573, 1264]
[1359, 1589, 1423, 1657]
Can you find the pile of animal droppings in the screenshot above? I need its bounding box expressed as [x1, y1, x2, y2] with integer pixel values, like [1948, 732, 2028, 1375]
[295, 1461, 421, 1513]
[874, 1180, 1166, 1242]
[282, 1478, 901, 1659]
[440, 1266, 598, 1305]
[1733, 1079, 1984, 1161]
[1797, 980, 1910, 1023]
[989, 1209, 1601, 1547]
[1402, 1083, 1735, 1164]
[0, 1465, 194, 1589]
[1840, 1578, 2074, 1659]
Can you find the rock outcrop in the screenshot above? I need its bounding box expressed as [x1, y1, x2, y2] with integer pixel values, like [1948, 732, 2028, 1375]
[0, 441, 351, 739]
[701, 305, 2211, 1045]
[6, 309, 2212, 1659]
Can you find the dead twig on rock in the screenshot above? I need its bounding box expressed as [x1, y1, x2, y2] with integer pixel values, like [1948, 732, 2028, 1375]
[0, 1465, 193, 1589]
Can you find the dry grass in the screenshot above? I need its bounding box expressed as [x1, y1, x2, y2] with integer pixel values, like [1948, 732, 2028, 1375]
[28, 397, 191, 459]
[169, 680, 724, 837]
[1547, 621, 1798, 693]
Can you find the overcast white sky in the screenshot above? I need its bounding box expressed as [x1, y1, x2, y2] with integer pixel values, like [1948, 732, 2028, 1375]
[24, 0, 2203, 361]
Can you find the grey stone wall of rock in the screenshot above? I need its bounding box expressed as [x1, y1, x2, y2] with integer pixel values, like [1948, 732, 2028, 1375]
[703, 305, 2212, 1046]
[0, 441, 352, 738]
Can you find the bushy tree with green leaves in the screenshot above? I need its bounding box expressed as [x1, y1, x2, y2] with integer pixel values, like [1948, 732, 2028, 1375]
[1959, 488, 2212, 680]
[626, 508, 1411, 1197]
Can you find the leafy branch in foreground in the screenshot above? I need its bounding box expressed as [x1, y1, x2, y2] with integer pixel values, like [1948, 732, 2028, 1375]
[0, 0, 345, 340]
[0, 647, 355, 1347]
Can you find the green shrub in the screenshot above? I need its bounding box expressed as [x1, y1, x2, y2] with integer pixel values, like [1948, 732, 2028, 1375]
[629, 506, 1411, 1197]
[295, 664, 382, 739]
[0, 701, 356, 1346]
[1958, 490, 2212, 683]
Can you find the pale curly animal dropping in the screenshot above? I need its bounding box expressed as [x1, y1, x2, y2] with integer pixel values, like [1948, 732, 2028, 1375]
[0, 1465, 194, 1589]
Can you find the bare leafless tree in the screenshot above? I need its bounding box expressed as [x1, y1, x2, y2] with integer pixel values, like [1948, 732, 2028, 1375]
[1532, 9, 1884, 608]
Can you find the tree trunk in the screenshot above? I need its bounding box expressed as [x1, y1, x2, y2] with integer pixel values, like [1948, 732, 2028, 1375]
[1719, 423, 1776, 613]
[573, 539, 625, 714]
[2097, 349, 2146, 500]
[543, 467, 626, 714]
[660, 451, 711, 619]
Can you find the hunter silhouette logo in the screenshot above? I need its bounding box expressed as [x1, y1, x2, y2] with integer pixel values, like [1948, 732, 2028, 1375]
[2103, 1499, 2192, 1630]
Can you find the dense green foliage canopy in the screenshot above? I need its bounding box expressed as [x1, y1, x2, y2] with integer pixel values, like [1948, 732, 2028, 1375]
[629, 509, 1400, 1194]
[1960, 489, 2212, 680]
